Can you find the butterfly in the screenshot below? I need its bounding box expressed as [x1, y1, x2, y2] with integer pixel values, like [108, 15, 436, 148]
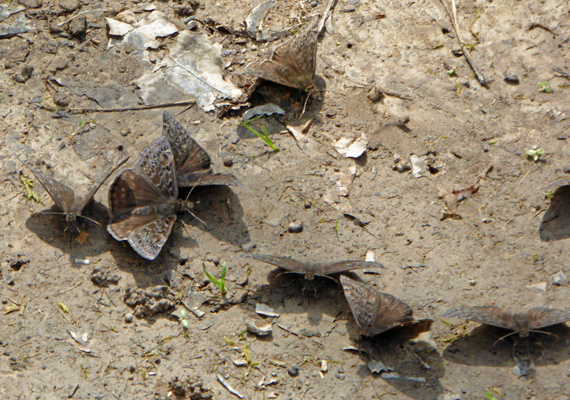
[252, 254, 385, 280]
[235, 18, 320, 91]
[162, 111, 242, 188]
[26, 158, 127, 234]
[107, 136, 188, 260]
[442, 306, 570, 338]
[340, 275, 420, 337]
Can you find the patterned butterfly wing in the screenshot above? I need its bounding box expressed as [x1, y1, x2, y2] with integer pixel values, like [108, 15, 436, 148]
[524, 307, 570, 330]
[443, 306, 516, 330]
[107, 169, 169, 239]
[162, 112, 242, 188]
[340, 275, 413, 337]
[127, 215, 177, 260]
[107, 138, 179, 260]
[28, 166, 76, 214]
[237, 19, 319, 90]
[311, 260, 385, 275]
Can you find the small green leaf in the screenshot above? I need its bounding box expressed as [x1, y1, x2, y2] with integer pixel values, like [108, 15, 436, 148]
[538, 81, 552, 93]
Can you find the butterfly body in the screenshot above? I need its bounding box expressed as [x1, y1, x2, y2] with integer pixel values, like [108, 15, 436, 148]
[236, 19, 320, 91]
[340, 275, 415, 337]
[443, 306, 570, 337]
[252, 254, 385, 280]
[108, 136, 187, 260]
[162, 112, 241, 188]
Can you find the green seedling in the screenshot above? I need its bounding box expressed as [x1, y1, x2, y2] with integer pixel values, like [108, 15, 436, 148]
[203, 261, 227, 296]
[70, 119, 96, 137]
[545, 189, 554, 200]
[242, 344, 259, 368]
[538, 81, 552, 93]
[20, 173, 39, 202]
[525, 147, 545, 161]
[241, 115, 279, 152]
[485, 391, 498, 400]
[178, 309, 189, 338]
[446, 67, 456, 76]
[464, 42, 476, 51]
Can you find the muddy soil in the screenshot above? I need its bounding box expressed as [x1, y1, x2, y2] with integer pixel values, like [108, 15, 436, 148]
[1, 0, 570, 399]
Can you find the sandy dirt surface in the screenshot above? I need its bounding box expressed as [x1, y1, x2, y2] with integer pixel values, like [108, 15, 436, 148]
[2, 0, 570, 399]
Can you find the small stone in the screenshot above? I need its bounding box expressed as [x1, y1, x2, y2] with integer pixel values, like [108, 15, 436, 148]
[67, 15, 87, 38]
[368, 84, 385, 103]
[553, 271, 567, 286]
[50, 24, 64, 34]
[129, 365, 136, 373]
[18, 0, 42, 8]
[59, 0, 79, 12]
[187, 20, 199, 31]
[14, 66, 33, 83]
[504, 73, 519, 85]
[125, 313, 134, 323]
[120, 129, 129, 137]
[287, 366, 299, 377]
[288, 221, 303, 233]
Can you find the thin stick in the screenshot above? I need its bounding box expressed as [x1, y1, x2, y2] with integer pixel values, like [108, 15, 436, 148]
[68, 100, 196, 114]
[438, 0, 490, 87]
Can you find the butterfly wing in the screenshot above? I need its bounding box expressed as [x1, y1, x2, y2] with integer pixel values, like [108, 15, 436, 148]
[370, 292, 414, 336]
[443, 306, 516, 330]
[162, 112, 242, 188]
[525, 308, 570, 330]
[311, 260, 385, 275]
[252, 254, 308, 273]
[28, 166, 76, 213]
[237, 19, 319, 90]
[127, 215, 177, 260]
[134, 136, 178, 199]
[162, 111, 211, 175]
[340, 275, 377, 334]
[74, 157, 130, 215]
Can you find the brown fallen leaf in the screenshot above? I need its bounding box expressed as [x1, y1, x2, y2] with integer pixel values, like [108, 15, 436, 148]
[76, 230, 90, 244]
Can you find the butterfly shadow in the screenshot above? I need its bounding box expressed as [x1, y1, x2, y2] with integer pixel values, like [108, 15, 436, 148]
[179, 185, 250, 248]
[24, 201, 112, 261]
[539, 185, 570, 241]
[247, 272, 348, 328]
[350, 326, 445, 400]
[442, 324, 570, 369]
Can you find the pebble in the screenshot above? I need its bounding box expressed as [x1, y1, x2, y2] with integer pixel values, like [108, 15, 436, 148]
[553, 271, 567, 286]
[288, 221, 303, 233]
[504, 73, 520, 85]
[59, 0, 79, 12]
[125, 313, 134, 323]
[287, 366, 299, 377]
[241, 241, 256, 252]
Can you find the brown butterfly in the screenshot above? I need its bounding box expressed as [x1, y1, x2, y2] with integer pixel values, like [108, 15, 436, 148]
[442, 306, 570, 337]
[340, 275, 420, 337]
[162, 111, 242, 188]
[252, 254, 385, 280]
[235, 18, 320, 91]
[26, 158, 127, 234]
[107, 136, 189, 260]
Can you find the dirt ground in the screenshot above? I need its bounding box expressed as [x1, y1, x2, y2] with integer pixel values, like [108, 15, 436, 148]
[2, 0, 570, 399]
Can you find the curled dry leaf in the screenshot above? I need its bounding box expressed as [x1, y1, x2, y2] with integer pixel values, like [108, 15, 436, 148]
[453, 185, 479, 202]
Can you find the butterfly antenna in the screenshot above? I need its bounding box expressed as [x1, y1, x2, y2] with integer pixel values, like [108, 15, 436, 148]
[300, 90, 312, 118]
[78, 215, 103, 228]
[493, 330, 519, 347]
[529, 329, 559, 339]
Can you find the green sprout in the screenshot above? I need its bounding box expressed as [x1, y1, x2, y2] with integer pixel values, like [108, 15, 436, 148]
[545, 189, 554, 200]
[485, 391, 498, 400]
[464, 42, 476, 51]
[178, 309, 189, 337]
[446, 67, 456, 76]
[242, 344, 259, 368]
[203, 261, 227, 296]
[20, 173, 39, 202]
[241, 115, 279, 152]
[525, 147, 545, 161]
[538, 82, 552, 93]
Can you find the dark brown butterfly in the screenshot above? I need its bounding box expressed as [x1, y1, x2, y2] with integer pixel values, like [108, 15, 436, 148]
[252, 254, 385, 280]
[107, 136, 189, 260]
[340, 275, 418, 337]
[26, 158, 127, 234]
[442, 306, 570, 337]
[236, 18, 320, 91]
[162, 111, 242, 188]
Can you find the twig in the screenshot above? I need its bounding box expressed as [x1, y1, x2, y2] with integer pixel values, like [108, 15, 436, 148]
[57, 9, 108, 26]
[438, 0, 491, 87]
[318, 0, 338, 33]
[553, 68, 570, 80]
[216, 374, 244, 399]
[68, 100, 196, 114]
